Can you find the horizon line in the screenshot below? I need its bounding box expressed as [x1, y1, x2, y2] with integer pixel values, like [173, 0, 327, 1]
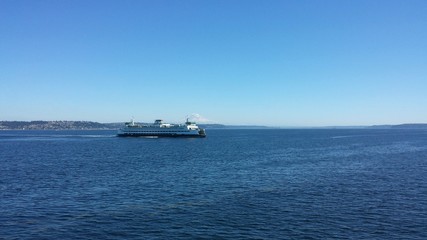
[1, 120, 427, 128]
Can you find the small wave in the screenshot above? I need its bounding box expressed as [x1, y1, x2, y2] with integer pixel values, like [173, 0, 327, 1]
[331, 135, 353, 139]
[331, 134, 376, 139]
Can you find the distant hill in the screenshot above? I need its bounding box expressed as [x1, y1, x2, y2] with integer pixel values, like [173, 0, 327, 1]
[102, 122, 125, 129]
[392, 124, 427, 129]
[204, 124, 274, 129]
[198, 124, 226, 129]
[2, 121, 426, 130]
[0, 121, 273, 130]
[369, 124, 427, 129]
[0, 121, 111, 130]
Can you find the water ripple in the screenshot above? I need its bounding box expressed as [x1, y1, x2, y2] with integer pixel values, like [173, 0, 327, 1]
[1, 129, 426, 239]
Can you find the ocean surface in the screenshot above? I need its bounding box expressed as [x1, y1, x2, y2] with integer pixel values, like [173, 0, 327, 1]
[1, 129, 426, 239]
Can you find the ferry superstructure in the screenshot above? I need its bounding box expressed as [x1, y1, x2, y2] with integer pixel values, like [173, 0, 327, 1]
[117, 119, 206, 137]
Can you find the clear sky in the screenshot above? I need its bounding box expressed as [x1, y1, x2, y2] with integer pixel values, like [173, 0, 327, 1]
[1, 0, 426, 126]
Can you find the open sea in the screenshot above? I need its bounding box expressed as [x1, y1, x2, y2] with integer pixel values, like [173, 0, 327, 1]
[1, 129, 426, 239]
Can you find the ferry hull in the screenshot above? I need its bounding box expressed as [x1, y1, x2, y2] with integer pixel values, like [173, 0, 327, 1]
[117, 132, 206, 138]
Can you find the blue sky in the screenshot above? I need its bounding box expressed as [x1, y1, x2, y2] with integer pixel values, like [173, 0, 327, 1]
[1, 0, 426, 126]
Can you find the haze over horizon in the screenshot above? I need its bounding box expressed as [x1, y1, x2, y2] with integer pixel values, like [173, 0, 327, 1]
[1, 0, 426, 127]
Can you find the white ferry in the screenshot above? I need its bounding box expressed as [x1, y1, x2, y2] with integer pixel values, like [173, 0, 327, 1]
[117, 119, 206, 138]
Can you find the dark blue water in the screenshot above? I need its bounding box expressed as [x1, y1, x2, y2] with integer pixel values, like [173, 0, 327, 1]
[1, 129, 426, 239]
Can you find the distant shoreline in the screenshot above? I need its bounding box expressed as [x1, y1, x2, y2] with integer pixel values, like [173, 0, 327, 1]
[1, 121, 427, 130]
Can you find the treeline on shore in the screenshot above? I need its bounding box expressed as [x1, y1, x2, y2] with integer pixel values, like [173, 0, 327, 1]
[0, 121, 117, 130]
[369, 124, 427, 129]
[2, 120, 426, 130]
[0, 121, 226, 130]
